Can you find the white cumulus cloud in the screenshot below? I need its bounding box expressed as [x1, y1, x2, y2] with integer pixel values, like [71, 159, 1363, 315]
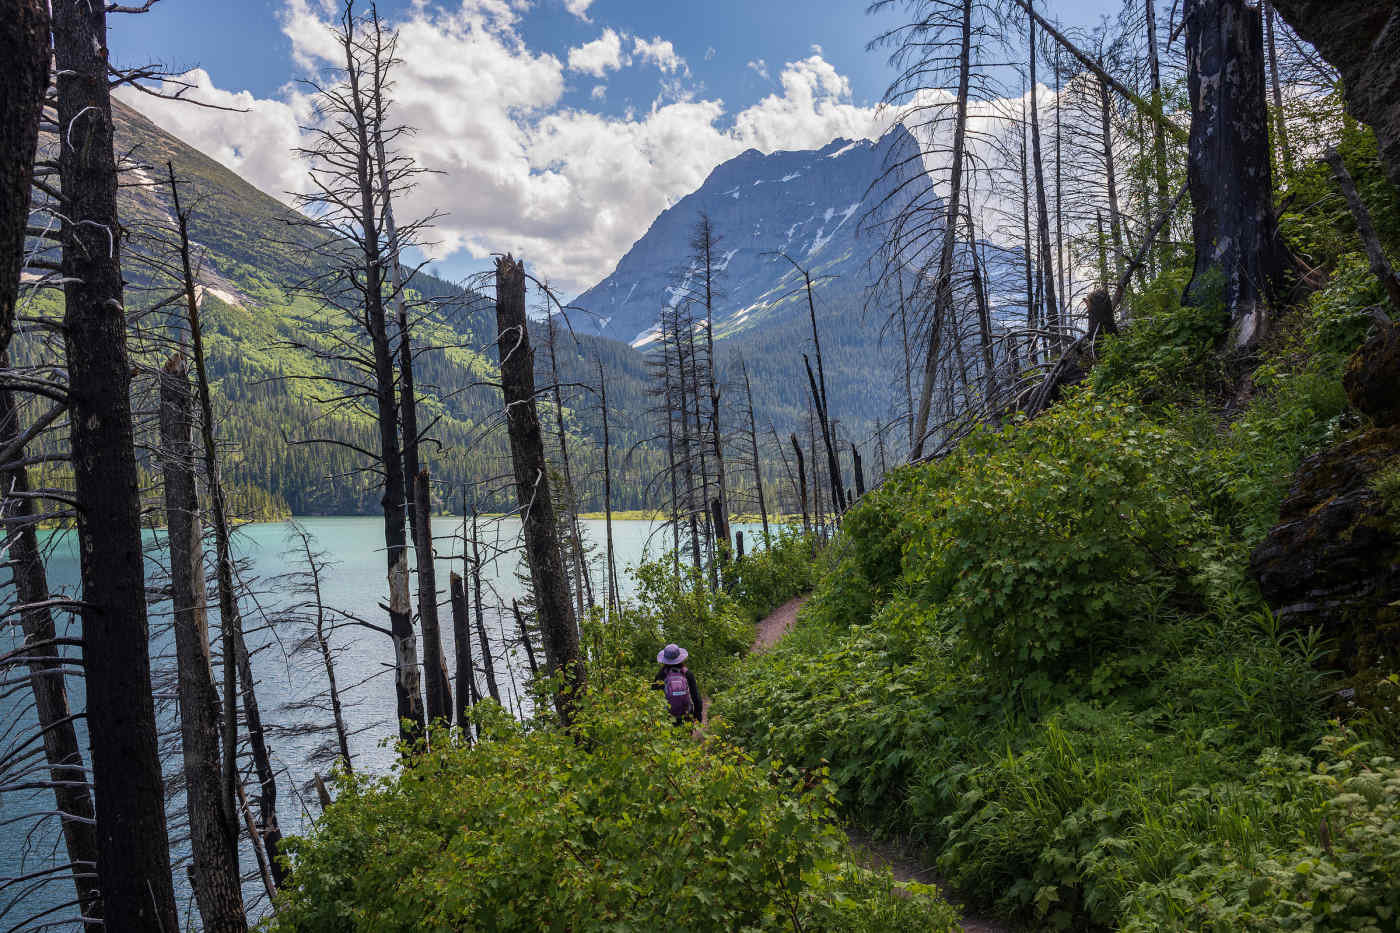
[119, 1, 907, 296]
[568, 28, 627, 77]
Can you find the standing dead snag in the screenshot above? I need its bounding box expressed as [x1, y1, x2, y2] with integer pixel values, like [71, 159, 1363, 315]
[449, 571, 474, 736]
[0, 378, 102, 929]
[0, 0, 48, 356]
[168, 163, 285, 888]
[158, 358, 247, 933]
[494, 256, 584, 724]
[52, 0, 179, 926]
[1184, 0, 1290, 346]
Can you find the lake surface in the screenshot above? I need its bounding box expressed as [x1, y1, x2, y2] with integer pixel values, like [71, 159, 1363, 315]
[0, 515, 768, 927]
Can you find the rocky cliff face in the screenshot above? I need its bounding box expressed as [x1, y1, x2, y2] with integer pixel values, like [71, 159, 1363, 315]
[1271, 0, 1400, 189]
[1251, 319, 1400, 672]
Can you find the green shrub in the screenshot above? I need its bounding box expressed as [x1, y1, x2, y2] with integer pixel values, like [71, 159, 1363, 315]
[730, 529, 818, 622]
[583, 560, 751, 688]
[1119, 731, 1400, 933]
[265, 683, 958, 932]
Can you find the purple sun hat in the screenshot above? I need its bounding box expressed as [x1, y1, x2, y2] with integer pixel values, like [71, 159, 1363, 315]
[657, 643, 688, 665]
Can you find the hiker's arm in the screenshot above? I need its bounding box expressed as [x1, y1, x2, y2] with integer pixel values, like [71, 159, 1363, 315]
[651, 667, 665, 689]
[687, 671, 702, 720]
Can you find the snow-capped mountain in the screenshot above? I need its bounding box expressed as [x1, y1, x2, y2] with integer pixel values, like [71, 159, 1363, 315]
[572, 125, 933, 347]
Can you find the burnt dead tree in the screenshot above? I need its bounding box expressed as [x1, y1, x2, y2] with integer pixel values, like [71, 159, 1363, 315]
[168, 164, 285, 889]
[364, 7, 451, 726]
[0, 379, 103, 928]
[294, 0, 423, 744]
[1183, 0, 1290, 346]
[739, 358, 770, 545]
[52, 0, 179, 925]
[158, 358, 246, 933]
[494, 256, 584, 724]
[0, 0, 48, 356]
[689, 214, 732, 568]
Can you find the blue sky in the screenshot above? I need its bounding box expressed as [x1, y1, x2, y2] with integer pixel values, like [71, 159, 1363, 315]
[110, 0, 1123, 295]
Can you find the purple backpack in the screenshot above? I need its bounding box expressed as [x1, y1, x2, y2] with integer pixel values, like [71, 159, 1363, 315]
[664, 667, 692, 718]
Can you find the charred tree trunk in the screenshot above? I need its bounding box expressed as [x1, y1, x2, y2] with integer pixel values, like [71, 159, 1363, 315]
[696, 217, 731, 569]
[1028, 3, 1062, 351]
[493, 256, 583, 723]
[169, 165, 285, 889]
[449, 571, 474, 734]
[740, 359, 770, 545]
[291, 524, 352, 772]
[0, 0, 48, 356]
[852, 444, 867, 499]
[803, 353, 845, 515]
[790, 433, 810, 537]
[0, 380, 102, 928]
[158, 358, 246, 933]
[596, 359, 620, 615]
[663, 358, 682, 578]
[675, 318, 704, 573]
[1184, 0, 1289, 347]
[1098, 77, 1127, 282]
[906, 7, 973, 459]
[1145, 0, 1172, 217]
[52, 2, 179, 926]
[512, 599, 538, 679]
[469, 510, 500, 705]
[546, 310, 592, 620]
[1020, 112, 1039, 364]
[413, 469, 450, 723]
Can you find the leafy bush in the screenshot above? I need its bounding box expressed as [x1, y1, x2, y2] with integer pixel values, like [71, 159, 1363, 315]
[729, 529, 817, 622]
[583, 560, 751, 687]
[265, 684, 959, 932]
[1118, 731, 1400, 933]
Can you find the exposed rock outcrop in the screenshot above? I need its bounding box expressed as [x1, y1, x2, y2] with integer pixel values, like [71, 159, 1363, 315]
[1251, 320, 1400, 671]
[1270, 0, 1400, 189]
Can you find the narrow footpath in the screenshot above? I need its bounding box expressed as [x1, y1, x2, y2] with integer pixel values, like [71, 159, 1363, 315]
[750, 596, 1011, 933]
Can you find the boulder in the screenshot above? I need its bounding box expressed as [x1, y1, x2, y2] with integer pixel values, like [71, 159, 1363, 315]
[1343, 319, 1400, 426]
[1250, 427, 1400, 671]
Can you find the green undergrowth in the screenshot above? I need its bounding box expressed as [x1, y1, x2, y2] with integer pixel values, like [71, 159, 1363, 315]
[714, 247, 1399, 928]
[265, 683, 957, 932]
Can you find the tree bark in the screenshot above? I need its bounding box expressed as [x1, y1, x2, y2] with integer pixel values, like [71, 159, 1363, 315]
[469, 509, 500, 705]
[449, 571, 474, 734]
[1027, 5, 1062, 351]
[908, 1, 973, 459]
[0, 0, 48, 356]
[169, 164, 284, 889]
[1098, 77, 1127, 283]
[336, 12, 423, 744]
[158, 358, 246, 933]
[52, 1, 179, 926]
[1183, 0, 1289, 346]
[1144, 0, 1172, 216]
[512, 598, 538, 679]
[740, 359, 770, 545]
[0, 379, 102, 929]
[1324, 148, 1400, 311]
[596, 358, 620, 615]
[789, 433, 810, 537]
[695, 215, 731, 568]
[493, 256, 583, 723]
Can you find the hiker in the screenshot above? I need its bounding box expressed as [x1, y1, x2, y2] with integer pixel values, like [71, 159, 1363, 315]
[654, 643, 702, 725]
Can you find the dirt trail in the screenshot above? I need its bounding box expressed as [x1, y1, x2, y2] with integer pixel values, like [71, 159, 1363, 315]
[750, 596, 1012, 933]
